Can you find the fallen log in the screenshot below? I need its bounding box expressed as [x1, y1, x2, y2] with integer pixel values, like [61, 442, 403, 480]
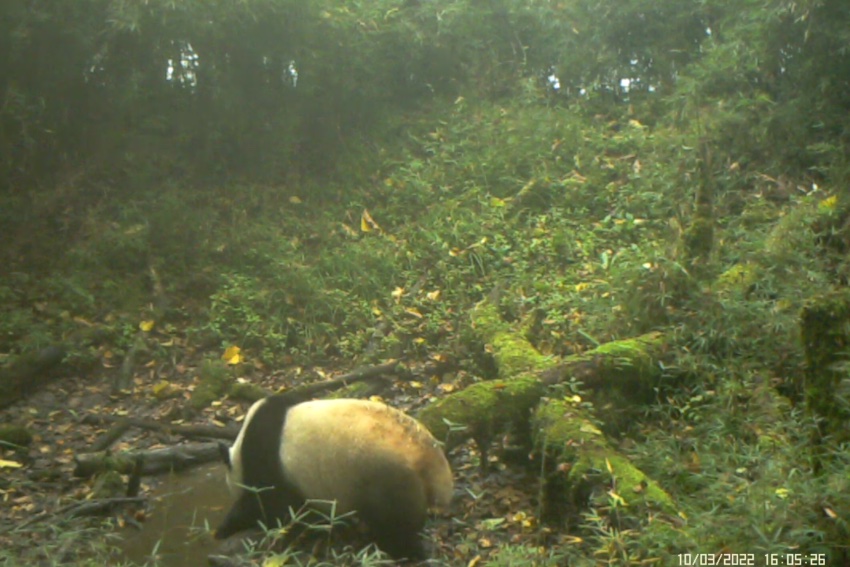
[270, 359, 401, 403]
[81, 414, 238, 442]
[416, 298, 679, 529]
[74, 442, 221, 478]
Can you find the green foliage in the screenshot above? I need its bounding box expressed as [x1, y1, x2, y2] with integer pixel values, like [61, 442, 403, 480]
[0, 519, 131, 567]
[631, 375, 849, 560]
[484, 544, 569, 566]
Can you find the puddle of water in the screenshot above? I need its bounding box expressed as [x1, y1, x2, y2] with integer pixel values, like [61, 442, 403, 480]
[117, 463, 230, 566]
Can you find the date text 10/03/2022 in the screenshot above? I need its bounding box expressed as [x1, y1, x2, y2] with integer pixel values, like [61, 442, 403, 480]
[677, 554, 828, 566]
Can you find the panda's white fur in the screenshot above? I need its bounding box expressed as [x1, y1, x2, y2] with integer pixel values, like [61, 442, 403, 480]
[215, 395, 453, 560]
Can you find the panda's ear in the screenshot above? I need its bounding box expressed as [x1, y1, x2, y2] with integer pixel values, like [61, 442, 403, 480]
[218, 441, 232, 469]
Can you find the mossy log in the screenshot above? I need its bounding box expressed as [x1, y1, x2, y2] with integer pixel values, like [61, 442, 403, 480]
[193, 359, 401, 411]
[419, 303, 670, 447]
[533, 398, 677, 521]
[73, 441, 221, 478]
[417, 299, 678, 526]
[80, 413, 238, 443]
[799, 290, 850, 445]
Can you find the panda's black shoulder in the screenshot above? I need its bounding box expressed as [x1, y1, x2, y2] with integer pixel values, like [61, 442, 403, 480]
[239, 394, 297, 486]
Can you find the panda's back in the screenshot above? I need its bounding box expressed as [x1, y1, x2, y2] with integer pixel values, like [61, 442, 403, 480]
[281, 399, 451, 513]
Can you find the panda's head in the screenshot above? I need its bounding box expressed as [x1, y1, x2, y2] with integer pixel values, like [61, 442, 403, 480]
[215, 395, 295, 540]
[218, 395, 272, 494]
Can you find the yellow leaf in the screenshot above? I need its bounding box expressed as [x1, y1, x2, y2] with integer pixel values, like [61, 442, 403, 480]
[152, 380, 179, 399]
[426, 290, 441, 301]
[222, 345, 242, 365]
[139, 320, 155, 332]
[413, 337, 427, 344]
[0, 459, 23, 469]
[409, 381, 423, 389]
[819, 195, 838, 211]
[605, 458, 614, 474]
[490, 196, 506, 208]
[391, 287, 405, 302]
[289, 195, 302, 204]
[775, 488, 791, 499]
[579, 423, 602, 435]
[361, 209, 382, 233]
[404, 308, 423, 318]
[371, 306, 383, 317]
[608, 490, 627, 506]
[575, 282, 591, 292]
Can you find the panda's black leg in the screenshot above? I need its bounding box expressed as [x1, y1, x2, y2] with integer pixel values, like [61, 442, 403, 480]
[216, 493, 263, 540]
[366, 515, 427, 561]
[357, 465, 430, 561]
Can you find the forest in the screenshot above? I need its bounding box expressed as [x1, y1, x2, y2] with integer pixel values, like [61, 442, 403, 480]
[1, 0, 849, 565]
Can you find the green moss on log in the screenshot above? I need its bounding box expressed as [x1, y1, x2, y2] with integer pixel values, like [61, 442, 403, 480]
[417, 376, 546, 451]
[472, 301, 554, 377]
[190, 359, 231, 410]
[533, 399, 676, 516]
[799, 290, 850, 443]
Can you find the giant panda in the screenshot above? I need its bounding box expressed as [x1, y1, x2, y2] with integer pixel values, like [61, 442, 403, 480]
[215, 395, 453, 561]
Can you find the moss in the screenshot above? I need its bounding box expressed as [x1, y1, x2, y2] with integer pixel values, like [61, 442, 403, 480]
[190, 359, 232, 410]
[227, 380, 268, 403]
[0, 424, 33, 448]
[591, 332, 661, 380]
[472, 301, 554, 378]
[533, 399, 677, 517]
[799, 290, 850, 442]
[561, 332, 666, 419]
[715, 262, 761, 295]
[683, 216, 714, 261]
[91, 471, 125, 499]
[417, 375, 545, 450]
[532, 399, 607, 455]
[572, 452, 675, 513]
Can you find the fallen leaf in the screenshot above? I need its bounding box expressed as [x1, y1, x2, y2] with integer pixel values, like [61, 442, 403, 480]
[222, 345, 242, 365]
